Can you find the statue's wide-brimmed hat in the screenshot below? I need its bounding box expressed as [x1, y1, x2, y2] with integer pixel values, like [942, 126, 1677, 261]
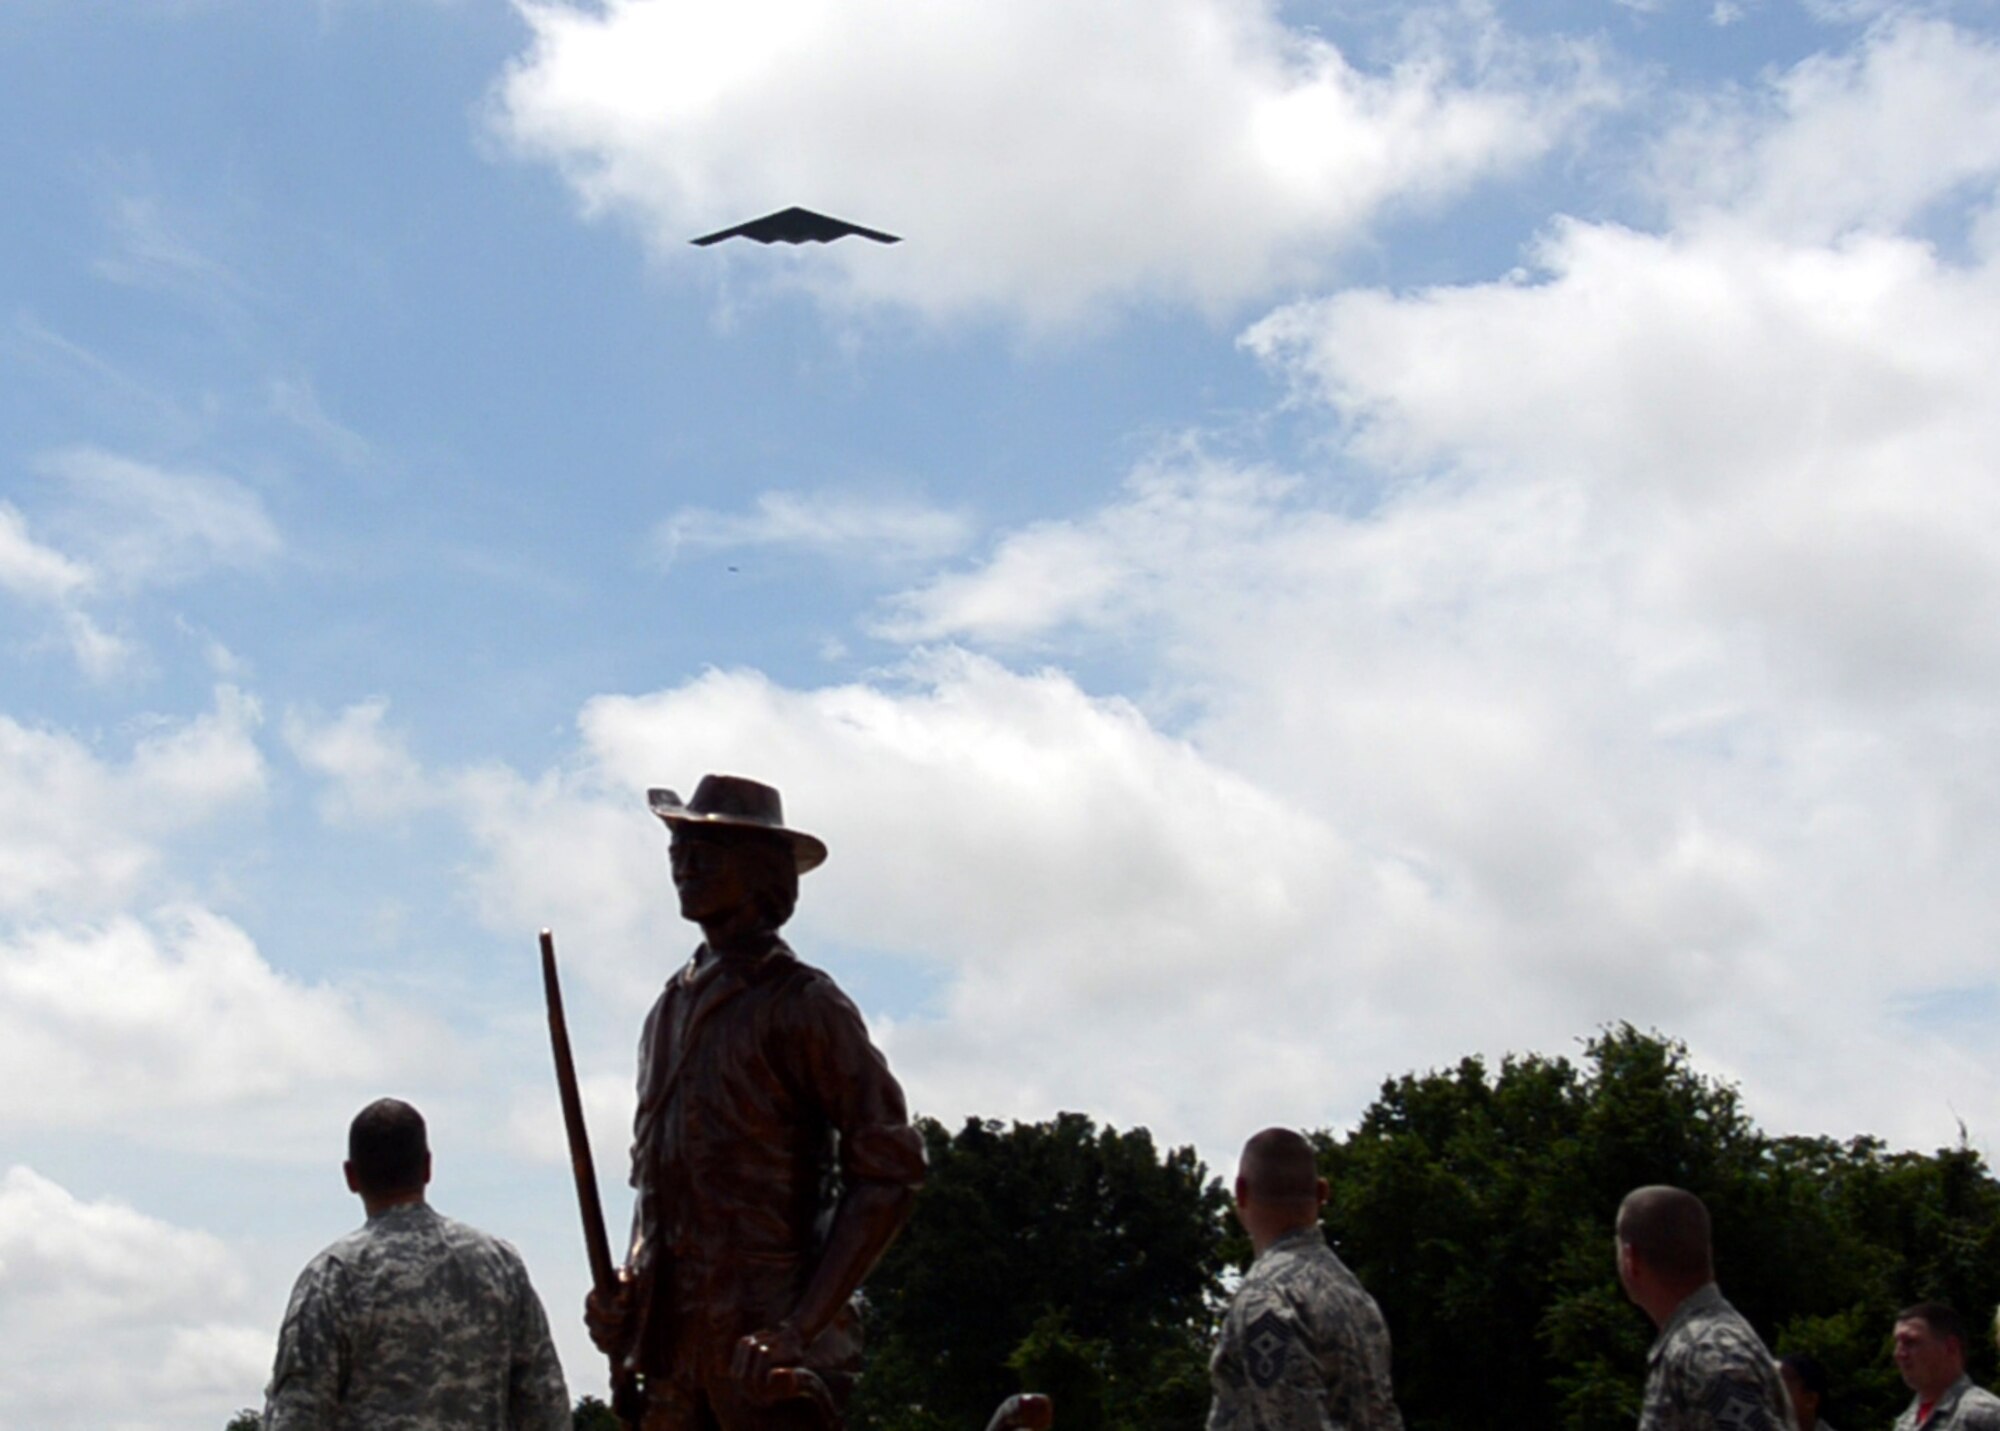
[647, 775, 827, 874]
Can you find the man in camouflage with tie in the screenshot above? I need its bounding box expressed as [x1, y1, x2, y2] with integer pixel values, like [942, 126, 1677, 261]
[261, 1098, 571, 1431]
[1616, 1185, 1796, 1431]
[1207, 1126, 1404, 1431]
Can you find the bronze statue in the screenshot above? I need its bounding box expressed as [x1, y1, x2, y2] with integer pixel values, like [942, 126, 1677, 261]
[586, 775, 926, 1431]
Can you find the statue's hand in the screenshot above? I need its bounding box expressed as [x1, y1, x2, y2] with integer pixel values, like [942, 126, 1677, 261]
[731, 1321, 809, 1401]
[584, 1278, 634, 1357]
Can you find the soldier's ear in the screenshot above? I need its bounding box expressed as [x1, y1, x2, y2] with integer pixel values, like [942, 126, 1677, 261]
[343, 1160, 361, 1195]
[422, 1152, 433, 1188]
[1233, 1175, 1250, 1208]
[1315, 1177, 1329, 1209]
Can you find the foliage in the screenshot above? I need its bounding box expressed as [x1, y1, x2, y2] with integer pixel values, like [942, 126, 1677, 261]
[228, 1031, 2000, 1431]
[1317, 1024, 2000, 1431]
[225, 1413, 260, 1431]
[853, 1112, 1228, 1431]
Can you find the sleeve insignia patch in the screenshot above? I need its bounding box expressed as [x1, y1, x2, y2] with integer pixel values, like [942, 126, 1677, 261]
[1244, 1309, 1293, 1388]
[1703, 1377, 1776, 1431]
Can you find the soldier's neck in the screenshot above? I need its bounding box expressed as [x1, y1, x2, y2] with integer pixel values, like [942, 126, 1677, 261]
[1249, 1217, 1318, 1258]
[360, 1187, 426, 1219]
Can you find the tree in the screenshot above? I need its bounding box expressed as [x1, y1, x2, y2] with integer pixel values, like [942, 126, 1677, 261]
[573, 1394, 623, 1429]
[1316, 1025, 2000, 1431]
[853, 1112, 1228, 1431]
[225, 1413, 260, 1431]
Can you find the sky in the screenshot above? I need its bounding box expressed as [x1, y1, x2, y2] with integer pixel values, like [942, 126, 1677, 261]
[4, 0, 2000, 1424]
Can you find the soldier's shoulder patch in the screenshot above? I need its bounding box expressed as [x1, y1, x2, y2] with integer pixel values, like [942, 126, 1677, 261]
[1244, 1308, 1293, 1389]
[1701, 1376, 1776, 1431]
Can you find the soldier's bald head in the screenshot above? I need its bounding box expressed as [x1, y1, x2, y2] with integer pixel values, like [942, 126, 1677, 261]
[1617, 1185, 1713, 1284]
[1238, 1128, 1321, 1208]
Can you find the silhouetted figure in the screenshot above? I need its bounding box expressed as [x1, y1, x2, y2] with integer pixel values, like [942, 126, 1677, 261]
[263, 1098, 569, 1430]
[585, 775, 925, 1431]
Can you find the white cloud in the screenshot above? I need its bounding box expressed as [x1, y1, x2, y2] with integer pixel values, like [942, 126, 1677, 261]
[0, 501, 135, 677]
[878, 456, 1298, 645]
[495, 0, 1602, 325]
[2, 449, 281, 678]
[285, 698, 437, 822]
[0, 1167, 269, 1429]
[0, 907, 404, 1128]
[1650, 18, 2000, 240]
[655, 490, 973, 569]
[265, 4, 2000, 1173]
[430, 654, 1394, 1143]
[1242, 221, 2000, 706]
[88, 167, 262, 331]
[37, 446, 281, 588]
[268, 376, 371, 467]
[750, 18, 2000, 1152]
[0, 502, 92, 603]
[0, 687, 266, 917]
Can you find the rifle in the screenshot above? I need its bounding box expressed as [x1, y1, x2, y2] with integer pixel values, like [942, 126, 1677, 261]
[541, 928, 644, 1428]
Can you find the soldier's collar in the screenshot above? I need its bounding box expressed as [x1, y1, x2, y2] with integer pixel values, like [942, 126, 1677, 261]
[365, 1199, 434, 1226]
[1261, 1225, 1328, 1258]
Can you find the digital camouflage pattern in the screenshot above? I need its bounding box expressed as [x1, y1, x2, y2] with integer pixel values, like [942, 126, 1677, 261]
[263, 1202, 569, 1431]
[1638, 1284, 1796, 1431]
[1208, 1227, 1404, 1431]
[1892, 1375, 2000, 1431]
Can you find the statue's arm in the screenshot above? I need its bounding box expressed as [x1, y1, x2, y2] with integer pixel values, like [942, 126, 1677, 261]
[788, 1176, 919, 1342]
[735, 974, 925, 1381]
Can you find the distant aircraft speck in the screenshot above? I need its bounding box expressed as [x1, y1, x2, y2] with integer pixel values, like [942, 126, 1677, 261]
[690, 207, 901, 247]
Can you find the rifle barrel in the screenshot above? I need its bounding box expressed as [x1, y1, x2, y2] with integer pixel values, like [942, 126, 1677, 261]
[541, 929, 617, 1293]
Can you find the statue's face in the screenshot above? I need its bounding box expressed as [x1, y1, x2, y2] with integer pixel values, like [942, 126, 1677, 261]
[670, 826, 787, 928]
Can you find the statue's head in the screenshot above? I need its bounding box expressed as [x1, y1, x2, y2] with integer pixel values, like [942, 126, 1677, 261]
[650, 776, 824, 934]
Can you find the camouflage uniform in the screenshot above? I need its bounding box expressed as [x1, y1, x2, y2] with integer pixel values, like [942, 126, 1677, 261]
[1893, 1375, 2000, 1431]
[263, 1201, 569, 1431]
[1638, 1284, 1795, 1431]
[1208, 1227, 1403, 1431]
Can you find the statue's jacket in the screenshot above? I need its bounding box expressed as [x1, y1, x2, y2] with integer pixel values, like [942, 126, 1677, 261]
[625, 938, 926, 1379]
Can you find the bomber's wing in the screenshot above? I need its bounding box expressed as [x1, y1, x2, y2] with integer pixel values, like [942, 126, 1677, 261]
[690, 206, 901, 246]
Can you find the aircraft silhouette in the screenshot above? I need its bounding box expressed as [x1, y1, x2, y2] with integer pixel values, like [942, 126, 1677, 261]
[690, 206, 901, 246]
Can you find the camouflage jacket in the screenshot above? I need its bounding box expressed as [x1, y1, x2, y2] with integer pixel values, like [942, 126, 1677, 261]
[1638, 1284, 1795, 1431]
[263, 1202, 569, 1431]
[1894, 1375, 2000, 1431]
[1208, 1227, 1404, 1431]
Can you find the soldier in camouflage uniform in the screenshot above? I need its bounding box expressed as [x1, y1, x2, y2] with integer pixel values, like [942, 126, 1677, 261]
[262, 1098, 570, 1431]
[1208, 1127, 1403, 1431]
[1615, 1185, 1795, 1431]
[1889, 1302, 2000, 1431]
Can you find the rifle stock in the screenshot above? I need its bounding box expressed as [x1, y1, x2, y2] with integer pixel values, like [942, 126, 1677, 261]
[541, 928, 643, 1427]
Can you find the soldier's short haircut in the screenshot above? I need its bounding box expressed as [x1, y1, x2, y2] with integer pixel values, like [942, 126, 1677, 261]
[1239, 1127, 1320, 1205]
[1899, 1302, 1968, 1347]
[1616, 1185, 1713, 1282]
[349, 1097, 428, 1195]
[1780, 1352, 1829, 1398]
